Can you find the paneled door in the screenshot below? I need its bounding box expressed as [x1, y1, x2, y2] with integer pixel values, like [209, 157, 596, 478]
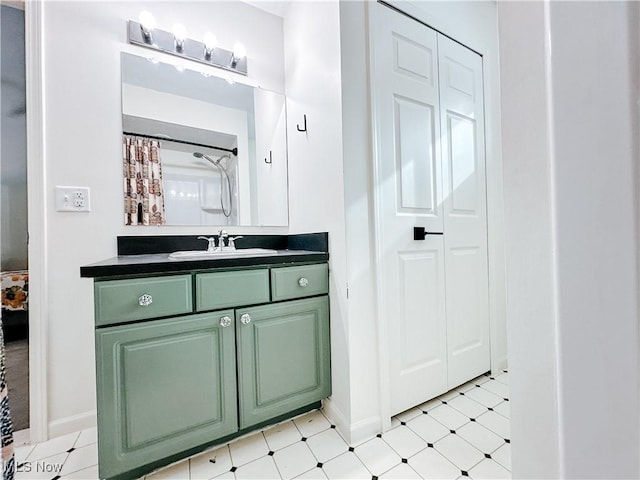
[236, 297, 331, 429]
[438, 36, 490, 388]
[372, 3, 448, 415]
[372, 2, 490, 416]
[95, 311, 238, 479]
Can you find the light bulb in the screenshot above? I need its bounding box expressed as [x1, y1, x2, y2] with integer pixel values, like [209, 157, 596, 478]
[172, 23, 187, 49]
[138, 11, 156, 40]
[233, 43, 246, 60]
[231, 43, 246, 68]
[203, 32, 217, 56]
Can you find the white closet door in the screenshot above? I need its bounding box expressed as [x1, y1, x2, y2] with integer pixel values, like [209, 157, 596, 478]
[437, 35, 491, 388]
[372, 3, 448, 415]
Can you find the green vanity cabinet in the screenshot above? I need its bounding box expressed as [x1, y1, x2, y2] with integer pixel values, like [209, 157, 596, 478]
[95, 310, 237, 480]
[93, 262, 330, 480]
[237, 296, 331, 429]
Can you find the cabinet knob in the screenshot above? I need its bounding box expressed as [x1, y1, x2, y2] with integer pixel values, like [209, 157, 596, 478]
[298, 277, 309, 288]
[138, 294, 153, 306]
[219, 316, 232, 328]
[240, 313, 252, 325]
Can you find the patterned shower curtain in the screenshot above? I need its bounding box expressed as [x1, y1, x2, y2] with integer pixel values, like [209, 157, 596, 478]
[123, 136, 166, 226]
[0, 319, 14, 480]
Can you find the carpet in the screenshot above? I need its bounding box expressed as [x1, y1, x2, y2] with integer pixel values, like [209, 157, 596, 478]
[4, 339, 28, 431]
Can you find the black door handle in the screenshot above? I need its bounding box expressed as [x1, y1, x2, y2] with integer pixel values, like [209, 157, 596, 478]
[414, 227, 443, 240]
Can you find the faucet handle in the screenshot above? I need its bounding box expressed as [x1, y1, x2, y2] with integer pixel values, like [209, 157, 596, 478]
[198, 236, 217, 252]
[228, 236, 244, 250]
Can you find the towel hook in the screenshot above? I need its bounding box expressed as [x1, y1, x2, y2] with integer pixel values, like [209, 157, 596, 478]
[264, 151, 273, 164]
[296, 114, 307, 132]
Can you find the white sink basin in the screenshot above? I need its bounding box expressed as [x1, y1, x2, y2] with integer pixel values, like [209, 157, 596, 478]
[169, 248, 278, 260]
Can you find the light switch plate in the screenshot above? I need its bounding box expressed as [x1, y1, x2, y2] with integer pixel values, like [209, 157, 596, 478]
[55, 186, 91, 212]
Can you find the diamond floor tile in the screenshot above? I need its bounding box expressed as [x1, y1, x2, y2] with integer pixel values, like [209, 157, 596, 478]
[433, 434, 484, 471]
[306, 428, 349, 463]
[15, 372, 511, 480]
[408, 447, 460, 480]
[381, 425, 427, 458]
[354, 437, 401, 475]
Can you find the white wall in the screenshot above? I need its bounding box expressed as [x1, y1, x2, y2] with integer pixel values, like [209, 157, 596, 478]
[499, 1, 640, 477]
[282, 1, 353, 439]
[550, 2, 639, 476]
[498, 2, 561, 475]
[338, 0, 386, 442]
[338, 0, 506, 440]
[40, 0, 284, 436]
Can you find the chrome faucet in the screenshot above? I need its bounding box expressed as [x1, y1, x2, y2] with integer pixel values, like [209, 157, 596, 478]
[197, 236, 217, 252]
[216, 230, 244, 250]
[217, 230, 228, 249]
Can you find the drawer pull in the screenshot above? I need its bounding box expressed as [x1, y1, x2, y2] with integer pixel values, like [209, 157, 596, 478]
[219, 316, 232, 328]
[298, 277, 309, 288]
[240, 313, 252, 325]
[138, 294, 153, 307]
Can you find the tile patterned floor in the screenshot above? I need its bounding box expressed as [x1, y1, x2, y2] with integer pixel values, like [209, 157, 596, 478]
[14, 371, 510, 480]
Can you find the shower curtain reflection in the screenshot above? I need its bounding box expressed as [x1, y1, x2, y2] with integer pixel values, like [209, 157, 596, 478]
[123, 136, 166, 226]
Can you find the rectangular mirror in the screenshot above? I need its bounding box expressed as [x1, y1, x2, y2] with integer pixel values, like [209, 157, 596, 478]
[121, 52, 289, 226]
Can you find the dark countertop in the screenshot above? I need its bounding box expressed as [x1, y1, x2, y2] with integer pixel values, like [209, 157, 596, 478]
[81, 233, 329, 279]
[81, 249, 329, 278]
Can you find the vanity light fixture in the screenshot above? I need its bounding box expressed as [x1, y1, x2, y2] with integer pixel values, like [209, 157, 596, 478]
[127, 14, 248, 75]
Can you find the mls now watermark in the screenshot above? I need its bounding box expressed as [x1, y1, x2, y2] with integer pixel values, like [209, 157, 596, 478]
[17, 461, 64, 474]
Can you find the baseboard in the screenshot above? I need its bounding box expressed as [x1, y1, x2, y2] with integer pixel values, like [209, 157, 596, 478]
[492, 355, 508, 374]
[322, 398, 380, 445]
[321, 397, 347, 432]
[347, 415, 382, 445]
[48, 410, 96, 439]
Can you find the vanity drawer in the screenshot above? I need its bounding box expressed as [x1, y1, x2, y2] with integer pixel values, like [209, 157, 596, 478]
[95, 275, 193, 326]
[271, 264, 328, 301]
[196, 269, 270, 311]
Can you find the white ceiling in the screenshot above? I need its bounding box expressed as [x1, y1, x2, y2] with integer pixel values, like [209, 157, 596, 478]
[244, 0, 290, 18]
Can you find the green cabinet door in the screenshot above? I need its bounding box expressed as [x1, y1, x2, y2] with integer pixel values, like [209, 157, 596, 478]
[96, 311, 237, 480]
[236, 296, 331, 429]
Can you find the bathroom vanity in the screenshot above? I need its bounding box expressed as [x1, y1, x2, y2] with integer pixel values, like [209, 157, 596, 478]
[81, 233, 330, 480]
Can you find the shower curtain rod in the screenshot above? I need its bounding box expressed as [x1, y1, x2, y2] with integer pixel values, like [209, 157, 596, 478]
[123, 131, 238, 156]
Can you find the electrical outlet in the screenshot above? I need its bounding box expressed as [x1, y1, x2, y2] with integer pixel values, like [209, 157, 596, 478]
[55, 186, 91, 212]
